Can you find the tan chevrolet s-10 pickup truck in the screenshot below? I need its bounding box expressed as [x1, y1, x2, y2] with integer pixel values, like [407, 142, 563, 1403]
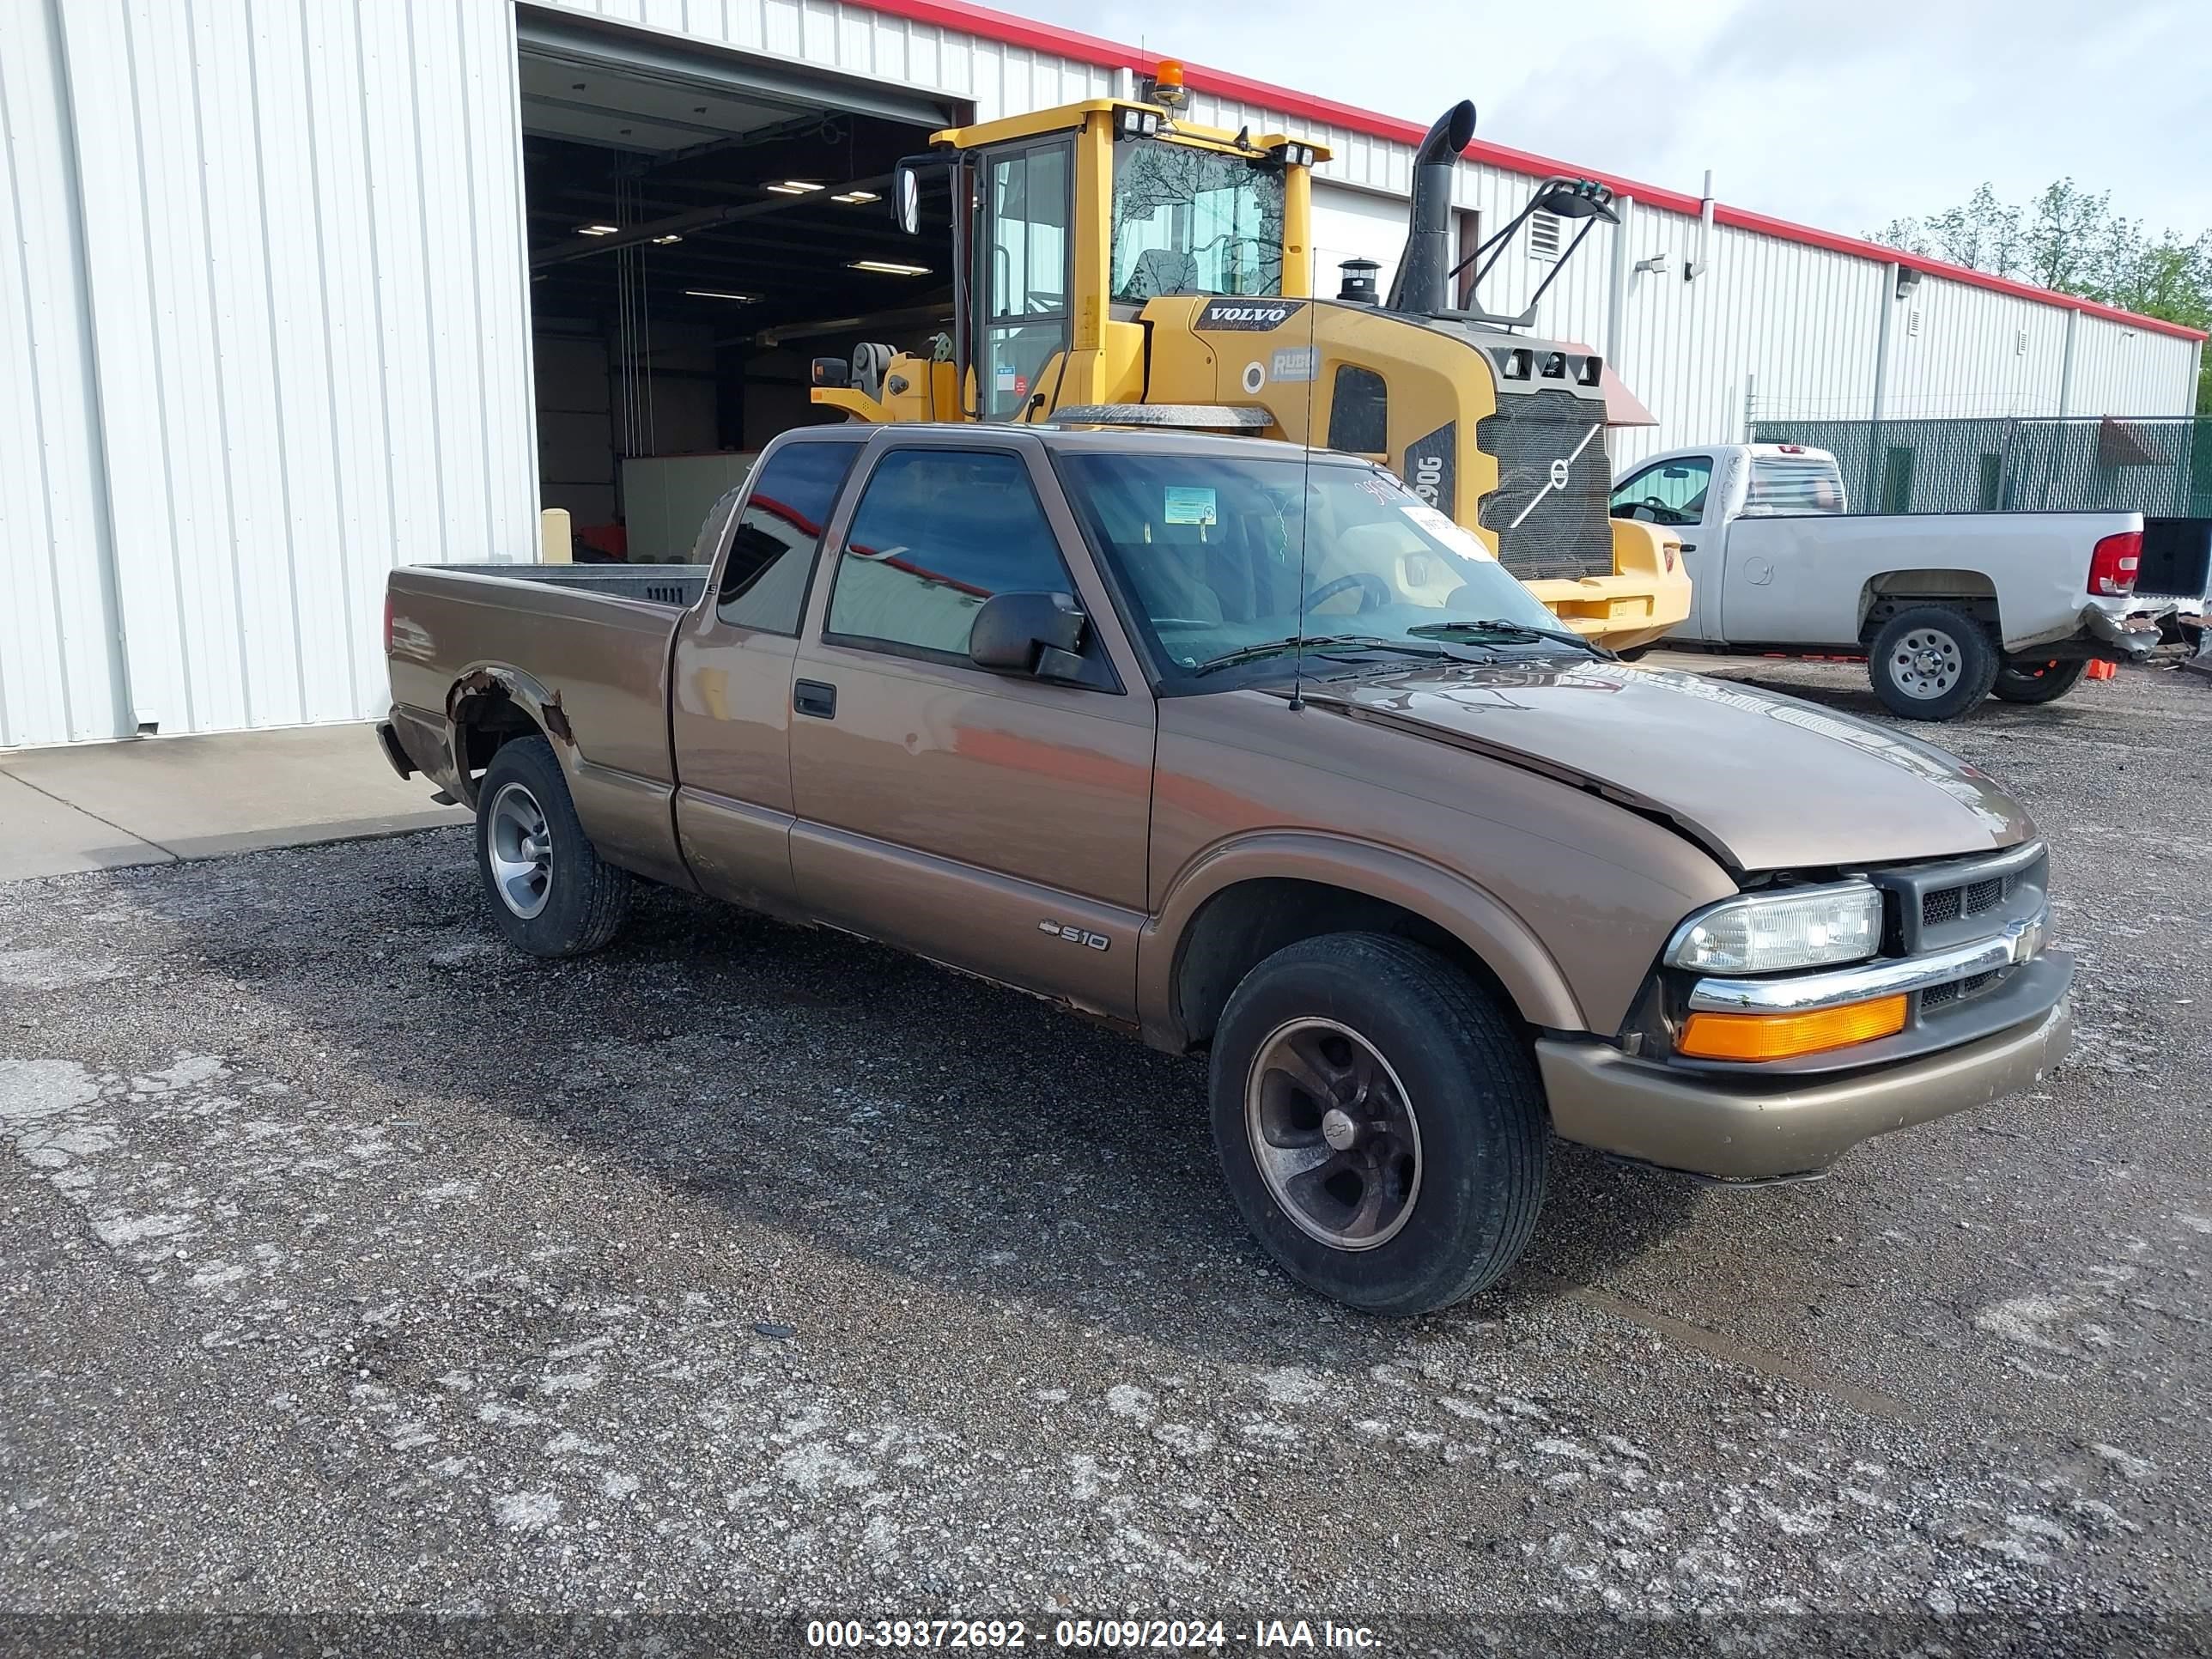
[381, 423, 2073, 1315]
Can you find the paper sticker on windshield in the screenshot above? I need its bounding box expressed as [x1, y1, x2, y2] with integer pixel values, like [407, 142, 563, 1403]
[1401, 501, 1494, 560]
[1164, 486, 1218, 526]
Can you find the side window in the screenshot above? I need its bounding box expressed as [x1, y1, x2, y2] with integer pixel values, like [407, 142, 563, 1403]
[716, 441, 864, 633]
[827, 449, 1073, 659]
[1327, 365, 1388, 454]
[1609, 455, 1712, 526]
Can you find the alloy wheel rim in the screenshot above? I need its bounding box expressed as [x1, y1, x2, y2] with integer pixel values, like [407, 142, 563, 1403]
[1892, 628, 1963, 699]
[1244, 1017, 1422, 1251]
[486, 782, 553, 919]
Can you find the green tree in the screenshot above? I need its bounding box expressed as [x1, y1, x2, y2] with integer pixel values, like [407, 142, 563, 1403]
[1871, 183, 2211, 412]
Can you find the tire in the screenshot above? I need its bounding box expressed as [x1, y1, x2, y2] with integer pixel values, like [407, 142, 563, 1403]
[1868, 605, 2001, 720]
[1207, 932, 1548, 1316]
[473, 736, 631, 957]
[1616, 645, 1653, 662]
[1992, 656, 2088, 705]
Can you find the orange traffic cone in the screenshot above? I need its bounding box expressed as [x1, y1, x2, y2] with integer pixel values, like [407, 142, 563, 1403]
[2085, 659, 2118, 681]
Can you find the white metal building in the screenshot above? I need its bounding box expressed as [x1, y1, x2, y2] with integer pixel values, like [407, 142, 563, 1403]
[3, 0, 2203, 750]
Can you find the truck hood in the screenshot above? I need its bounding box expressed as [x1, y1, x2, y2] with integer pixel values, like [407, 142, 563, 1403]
[1308, 659, 2032, 872]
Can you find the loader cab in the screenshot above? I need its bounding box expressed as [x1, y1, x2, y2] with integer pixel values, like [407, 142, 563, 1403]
[879, 81, 1323, 423]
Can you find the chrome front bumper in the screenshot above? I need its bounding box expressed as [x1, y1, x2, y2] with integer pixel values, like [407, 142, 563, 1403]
[1686, 908, 2048, 1014]
[1537, 957, 2074, 1179]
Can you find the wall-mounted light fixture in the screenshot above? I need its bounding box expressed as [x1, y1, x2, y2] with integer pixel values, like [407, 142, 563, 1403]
[1895, 265, 1923, 301]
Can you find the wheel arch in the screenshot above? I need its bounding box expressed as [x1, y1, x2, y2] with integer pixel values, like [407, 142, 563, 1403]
[445, 664, 561, 807]
[1858, 570, 2002, 641]
[1140, 834, 1585, 1053]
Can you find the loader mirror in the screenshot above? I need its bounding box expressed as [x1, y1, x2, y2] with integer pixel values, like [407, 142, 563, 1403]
[894, 164, 921, 236]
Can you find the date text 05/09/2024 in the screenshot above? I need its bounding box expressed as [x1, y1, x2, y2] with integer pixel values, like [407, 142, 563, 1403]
[803, 1618, 1382, 1650]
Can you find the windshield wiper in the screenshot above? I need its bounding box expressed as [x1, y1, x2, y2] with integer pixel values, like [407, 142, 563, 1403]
[1188, 634, 1455, 677]
[1406, 618, 1615, 659]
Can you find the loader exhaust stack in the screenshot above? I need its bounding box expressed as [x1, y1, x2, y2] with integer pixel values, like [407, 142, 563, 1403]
[1385, 100, 1478, 317]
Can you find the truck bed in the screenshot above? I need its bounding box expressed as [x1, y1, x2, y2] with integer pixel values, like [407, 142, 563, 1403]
[385, 562, 704, 885]
[1712, 510, 2139, 652]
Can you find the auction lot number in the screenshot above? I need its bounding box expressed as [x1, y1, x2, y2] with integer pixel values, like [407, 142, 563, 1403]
[805, 1619, 1230, 1649]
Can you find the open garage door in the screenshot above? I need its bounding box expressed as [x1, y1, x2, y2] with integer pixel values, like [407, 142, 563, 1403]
[519, 16, 966, 562]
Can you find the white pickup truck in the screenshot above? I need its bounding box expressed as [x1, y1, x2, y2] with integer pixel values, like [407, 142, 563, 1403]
[1610, 443, 2157, 719]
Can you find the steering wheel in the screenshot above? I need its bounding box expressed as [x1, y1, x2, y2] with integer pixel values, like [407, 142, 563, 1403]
[1304, 571, 1391, 614]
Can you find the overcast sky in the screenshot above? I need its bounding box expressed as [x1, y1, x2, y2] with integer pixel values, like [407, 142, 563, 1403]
[994, 0, 2212, 249]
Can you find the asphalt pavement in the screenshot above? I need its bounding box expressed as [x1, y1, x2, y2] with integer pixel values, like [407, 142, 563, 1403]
[2, 659, 2207, 1655]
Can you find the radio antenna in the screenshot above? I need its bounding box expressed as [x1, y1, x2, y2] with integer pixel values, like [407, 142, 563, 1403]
[1287, 278, 1317, 712]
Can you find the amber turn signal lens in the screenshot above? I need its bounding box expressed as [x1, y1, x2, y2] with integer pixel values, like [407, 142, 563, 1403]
[1678, 994, 1907, 1061]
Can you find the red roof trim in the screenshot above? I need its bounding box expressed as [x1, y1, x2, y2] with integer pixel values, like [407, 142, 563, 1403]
[860, 0, 2207, 343]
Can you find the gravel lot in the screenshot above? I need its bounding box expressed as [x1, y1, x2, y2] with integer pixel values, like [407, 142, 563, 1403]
[3, 658, 2208, 1654]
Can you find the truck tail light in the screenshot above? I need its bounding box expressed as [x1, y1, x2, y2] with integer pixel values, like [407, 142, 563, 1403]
[2087, 530, 2141, 597]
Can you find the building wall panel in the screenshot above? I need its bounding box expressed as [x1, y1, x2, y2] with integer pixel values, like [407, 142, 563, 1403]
[0, 0, 126, 746]
[44, 0, 537, 741]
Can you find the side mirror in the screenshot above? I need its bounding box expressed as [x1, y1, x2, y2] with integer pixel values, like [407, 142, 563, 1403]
[894, 163, 921, 236]
[969, 591, 1087, 679]
[811, 356, 850, 389]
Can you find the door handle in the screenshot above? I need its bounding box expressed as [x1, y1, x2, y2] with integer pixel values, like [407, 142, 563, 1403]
[793, 679, 837, 720]
[1678, 542, 1698, 552]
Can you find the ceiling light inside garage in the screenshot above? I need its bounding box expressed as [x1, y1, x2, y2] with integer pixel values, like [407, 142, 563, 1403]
[575, 222, 620, 235]
[832, 190, 880, 204]
[765, 180, 824, 195]
[651, 234, 683, 245]
[848, 259, 930, 276]
[684, 289, 759, 302]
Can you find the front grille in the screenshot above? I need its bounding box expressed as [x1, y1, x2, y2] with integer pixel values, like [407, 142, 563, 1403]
[1920, 869, 2019, 932]
[1887, 848, 2040, 957]
[1475, 389, 1613, 582]
[1920, 969, 2000, 1011]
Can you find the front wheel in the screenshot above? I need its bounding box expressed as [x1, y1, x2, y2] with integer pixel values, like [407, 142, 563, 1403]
[474, 736, 631, 957]
[1868, 605, 2001, 720]
[1208, 933, 1548, 1316]
[1993, 656, 2088, 704]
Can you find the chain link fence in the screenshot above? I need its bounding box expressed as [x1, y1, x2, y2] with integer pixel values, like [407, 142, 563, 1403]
[1747, 415, 2212, 518]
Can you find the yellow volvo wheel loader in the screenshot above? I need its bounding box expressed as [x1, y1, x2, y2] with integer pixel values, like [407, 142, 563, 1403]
[810, 63, 1688, 650]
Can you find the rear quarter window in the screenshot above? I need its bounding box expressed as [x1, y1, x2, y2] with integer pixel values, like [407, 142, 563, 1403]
[716, 440, 865, 633]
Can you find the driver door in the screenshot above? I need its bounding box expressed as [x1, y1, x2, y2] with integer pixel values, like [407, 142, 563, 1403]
[1610, 454, 1716, 638]
[974, 139, 1073, 421]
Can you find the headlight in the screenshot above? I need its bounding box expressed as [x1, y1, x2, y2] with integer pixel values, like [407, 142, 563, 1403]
[1666, 880, 1884, 975]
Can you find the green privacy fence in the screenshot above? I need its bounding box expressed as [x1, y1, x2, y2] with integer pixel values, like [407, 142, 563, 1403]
[1747, 416, 2212, 518]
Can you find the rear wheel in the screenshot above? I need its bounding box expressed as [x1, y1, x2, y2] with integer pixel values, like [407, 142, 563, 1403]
[1993, 656, 2088, 704]
[474, 736, 630, 957]
[1868, 605, 2001, 720]
[1208, 933, 1548, 1316]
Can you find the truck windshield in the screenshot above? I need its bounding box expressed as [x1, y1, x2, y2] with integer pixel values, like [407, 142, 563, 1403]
[1109, 138, 1285, 301]
[1057, 451, 1569, 681]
